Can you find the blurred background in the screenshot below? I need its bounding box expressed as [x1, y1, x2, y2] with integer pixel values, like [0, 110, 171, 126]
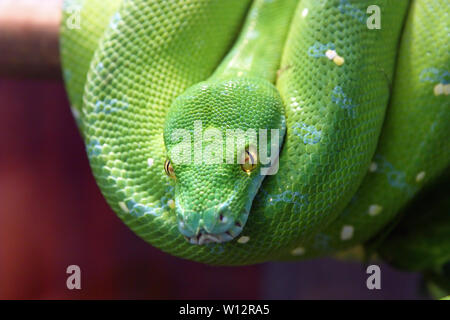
[0, 0, 427, 299]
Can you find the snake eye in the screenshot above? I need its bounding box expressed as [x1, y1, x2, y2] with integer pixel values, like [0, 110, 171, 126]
[241, 147, 258, 174]
[164, 159, 175, 179]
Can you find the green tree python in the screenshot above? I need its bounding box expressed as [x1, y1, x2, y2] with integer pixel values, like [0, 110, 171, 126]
[60, 0, 449, 290]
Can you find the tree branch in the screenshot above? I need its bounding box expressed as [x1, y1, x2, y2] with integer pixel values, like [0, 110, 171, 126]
[0, 0, 62, 79]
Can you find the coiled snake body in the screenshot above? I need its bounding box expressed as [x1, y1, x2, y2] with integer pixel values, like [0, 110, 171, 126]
[61, 0, 449, 286]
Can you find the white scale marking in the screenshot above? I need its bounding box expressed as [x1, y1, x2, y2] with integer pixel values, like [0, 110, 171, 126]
[368, 204, 383, 216]
[302, 8, 309, 18]
[119, 202, 129, 213]
[291, 247, 305, 256]
[415, 171, 426, 182]
[237, 236, 250, 244]
[340, 225, 354, 240]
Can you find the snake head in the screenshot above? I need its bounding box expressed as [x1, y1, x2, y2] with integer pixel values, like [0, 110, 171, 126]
[163, 77, 285, 245]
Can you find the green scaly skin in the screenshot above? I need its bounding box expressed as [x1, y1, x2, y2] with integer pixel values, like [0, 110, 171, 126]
[60, 0, 449, 286]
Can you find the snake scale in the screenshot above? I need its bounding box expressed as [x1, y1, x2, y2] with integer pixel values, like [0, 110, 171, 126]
[60, 0, 449, 288]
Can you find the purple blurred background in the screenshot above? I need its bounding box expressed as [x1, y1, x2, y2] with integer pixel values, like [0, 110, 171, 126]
[0, 78, 425, 299]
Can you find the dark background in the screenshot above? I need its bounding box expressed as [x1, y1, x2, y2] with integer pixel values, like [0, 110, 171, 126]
[0, 78, 424, 299]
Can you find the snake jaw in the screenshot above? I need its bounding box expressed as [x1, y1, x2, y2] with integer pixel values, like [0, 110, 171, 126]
[178, 204, 248, 245]
[186, 226, 243, 245]
[187, 233, 221, 245]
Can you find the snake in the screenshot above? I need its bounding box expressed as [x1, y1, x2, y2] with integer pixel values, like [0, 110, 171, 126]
[60, 0, 449, 291]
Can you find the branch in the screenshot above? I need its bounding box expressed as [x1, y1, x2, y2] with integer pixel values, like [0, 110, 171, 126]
[0, 0, 62, 79]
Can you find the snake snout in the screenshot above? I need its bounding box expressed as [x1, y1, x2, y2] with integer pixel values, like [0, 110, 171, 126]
[177, 204, 247, 245]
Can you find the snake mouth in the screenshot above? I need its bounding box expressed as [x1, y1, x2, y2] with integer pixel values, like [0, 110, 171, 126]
[184, 227, 241, 245]
[177, 197, 249, 245]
